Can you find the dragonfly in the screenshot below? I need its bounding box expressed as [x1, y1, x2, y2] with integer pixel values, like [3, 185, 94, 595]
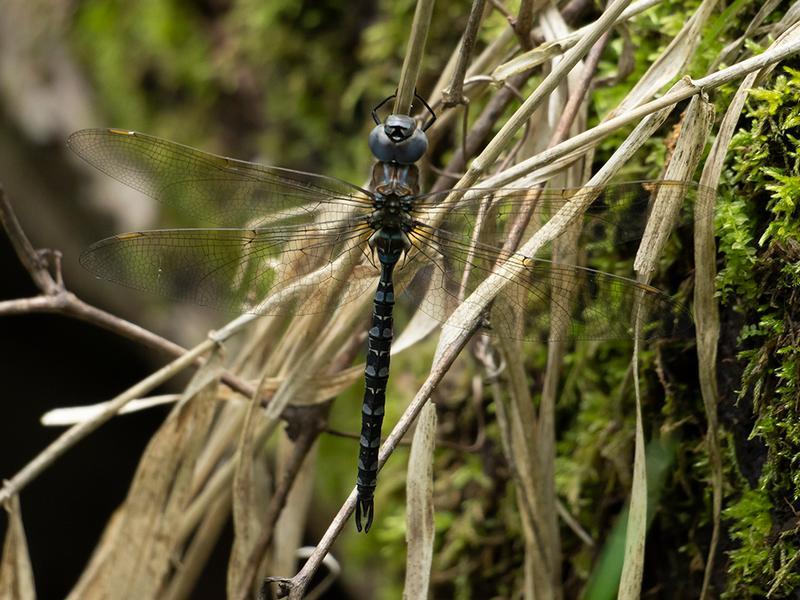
[68, 96, 703, 533]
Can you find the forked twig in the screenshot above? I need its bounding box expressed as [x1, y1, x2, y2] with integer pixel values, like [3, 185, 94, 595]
[442, 0, 488, 108]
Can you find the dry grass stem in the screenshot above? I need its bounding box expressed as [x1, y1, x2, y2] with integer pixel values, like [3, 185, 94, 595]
[609, 0, 719, 117]
[442, 0, 488, 107]
[618, 94, 714, 600]
[395, 0, 437, 114]
[0, 496, 36, 600]
[403, 402, 437, 600]
[485, 32, 800, 191]
[458, 0, 633, 190]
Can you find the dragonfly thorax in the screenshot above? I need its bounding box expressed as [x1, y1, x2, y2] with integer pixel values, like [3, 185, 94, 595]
[369, 162, 417, 229]
[370, 162, 419, 197]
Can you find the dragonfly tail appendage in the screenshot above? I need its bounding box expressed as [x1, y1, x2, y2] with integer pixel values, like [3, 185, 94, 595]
[355, 496, 375, 532]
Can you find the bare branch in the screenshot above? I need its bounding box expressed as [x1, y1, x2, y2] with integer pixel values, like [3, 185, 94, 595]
[0, 186, 280, 411]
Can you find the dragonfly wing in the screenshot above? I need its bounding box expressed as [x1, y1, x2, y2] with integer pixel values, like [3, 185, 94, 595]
[68, 129, 374, 228]
[81, 221, 378, 316]
[411, 180, 713, 249]
[400, 222, 692, 342]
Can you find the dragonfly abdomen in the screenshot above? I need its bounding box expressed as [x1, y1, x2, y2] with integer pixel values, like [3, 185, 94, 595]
[355, 258, 397, 533]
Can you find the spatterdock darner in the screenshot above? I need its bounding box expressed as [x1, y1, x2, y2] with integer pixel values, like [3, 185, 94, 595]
[68, 98, 704, 533]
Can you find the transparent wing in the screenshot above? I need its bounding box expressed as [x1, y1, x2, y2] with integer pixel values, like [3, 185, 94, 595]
[398, 180, 705, 341]
[80, 219, 379, 316]
[411, 180, 712, 247]
[67, 129, 374, 228]
[402, 227, 689, 341]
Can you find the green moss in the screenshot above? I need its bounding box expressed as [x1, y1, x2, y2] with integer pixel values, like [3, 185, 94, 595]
[722, 489, 774, 596]
[715, 66, 800, 598]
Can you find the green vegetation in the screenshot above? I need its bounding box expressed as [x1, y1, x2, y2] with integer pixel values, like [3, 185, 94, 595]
[716, 66, 800, 598]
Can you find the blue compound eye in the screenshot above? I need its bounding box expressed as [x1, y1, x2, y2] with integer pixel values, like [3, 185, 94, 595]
[369, 125, 396, 161]
[393, 129, 428, 163]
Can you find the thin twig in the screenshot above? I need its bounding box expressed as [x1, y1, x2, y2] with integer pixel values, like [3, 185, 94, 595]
[556, 500, 594, 547]
[489, 0, 514, 21]
[0, 187, 187, 357]
[0, 188, 263, 404]
[429, 70, 535, 194]
[0, 186, 59, 295]
[424, 26, 517, 150]
[0, 290, 268, 413]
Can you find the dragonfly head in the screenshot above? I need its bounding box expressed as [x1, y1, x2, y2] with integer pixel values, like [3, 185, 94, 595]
[369, 114, 428, 165]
